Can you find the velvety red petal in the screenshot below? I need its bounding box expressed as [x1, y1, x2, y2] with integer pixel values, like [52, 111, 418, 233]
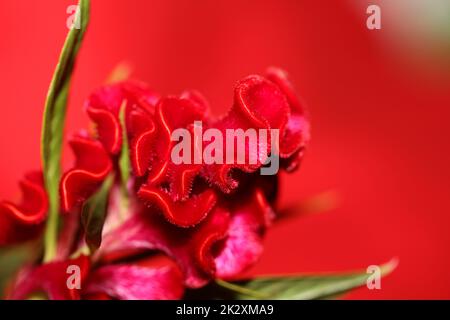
[130, 116, 156, 177]
[167, 164, 202, 201]
[266, 67, 311, 165]
[234, 75, 290, 129]
[201, 75, 290, 193]
[60, 134, 112, 212]
[144, 97, 207, 185]
[138, 185, 217, 227]
[0, 172, 48, 246]
[214, 188, 274, 279]
[86, 107, 122, 155]
[84, 263, 184, 300]
[98, 187, 274, 286]
[85, 81, 159, 154]
[98, 202, 230, 288]
[8, 255, 90, 300]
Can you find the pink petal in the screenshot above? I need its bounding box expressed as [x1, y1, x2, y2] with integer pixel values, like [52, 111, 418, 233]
[84, 263, 184, 300]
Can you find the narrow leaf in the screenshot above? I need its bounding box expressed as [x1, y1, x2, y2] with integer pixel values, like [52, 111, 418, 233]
[217, 259, 398, 300]
[81, 174, 114, 253]
[41, 0, 90, 262]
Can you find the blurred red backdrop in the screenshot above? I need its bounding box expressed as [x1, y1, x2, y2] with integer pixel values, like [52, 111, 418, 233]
[1, 0, 449, 299]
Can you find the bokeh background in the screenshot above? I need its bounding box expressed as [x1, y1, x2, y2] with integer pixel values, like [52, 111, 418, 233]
[1, 0, 449, 299]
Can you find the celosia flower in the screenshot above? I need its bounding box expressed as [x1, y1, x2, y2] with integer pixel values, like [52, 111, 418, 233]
[3, 68, 310, 300]
[0, 172, 48, 246]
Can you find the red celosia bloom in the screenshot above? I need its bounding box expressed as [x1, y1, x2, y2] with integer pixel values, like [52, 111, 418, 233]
[0, 172, 48, 246]
[2, 68, 310, 300]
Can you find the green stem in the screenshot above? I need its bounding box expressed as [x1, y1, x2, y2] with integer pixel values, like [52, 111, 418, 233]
[40, 0, 90, 263]
[43, 190, 59, 263]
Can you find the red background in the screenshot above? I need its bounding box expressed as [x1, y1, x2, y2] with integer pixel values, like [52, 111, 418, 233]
[1, 0, 449, 299]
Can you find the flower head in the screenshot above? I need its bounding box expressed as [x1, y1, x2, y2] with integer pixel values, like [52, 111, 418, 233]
[4, 68, 310, 300]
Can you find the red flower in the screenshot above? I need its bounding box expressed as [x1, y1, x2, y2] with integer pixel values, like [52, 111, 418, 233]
[8, 255, 184, 300]
[97, 181, 274, 288]
[60, 134, 113, 213]
[8, 256, 90, 300]
[0, 172, 48, 246]
[71, 67, 309, 227]
[4, 68, 309, 300]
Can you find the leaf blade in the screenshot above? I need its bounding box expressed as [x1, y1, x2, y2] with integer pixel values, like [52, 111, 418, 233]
[41, 0, 90, 262]
[217, 259, 398, 300]
[81, 175, 114, 253]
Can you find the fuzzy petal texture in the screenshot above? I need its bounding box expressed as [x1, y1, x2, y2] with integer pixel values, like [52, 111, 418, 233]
[138, 185, 217, 227]
[98, 201, 230, 288]
[199, 75, 290, 193]
[86, 81, 159, 154]
[60, 134, 112, 212]
[214, 188, 274, 279]
[83, 69, 309, 228]
[266, 67, 310, 170]
[98, 185, 274, 287]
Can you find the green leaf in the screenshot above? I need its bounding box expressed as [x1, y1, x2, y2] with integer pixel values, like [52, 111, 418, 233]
[41, 0, 90, 262]
[81, 174, 114, 253]
[216, 259, 398, 300]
